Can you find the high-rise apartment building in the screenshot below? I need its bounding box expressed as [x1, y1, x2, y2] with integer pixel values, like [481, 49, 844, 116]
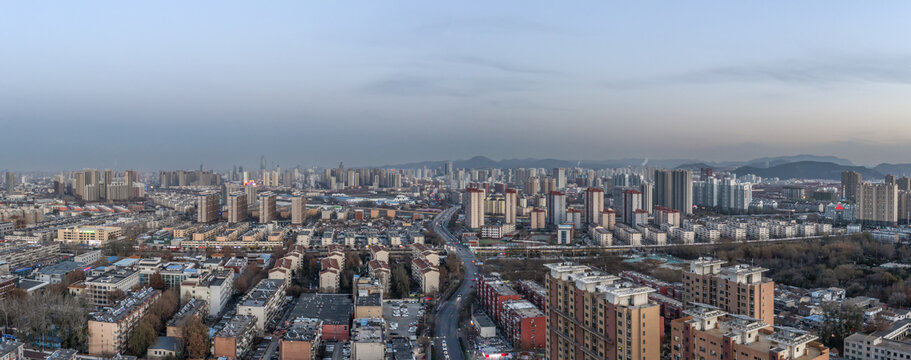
[639, 182, 653, 215]
[197, 192, 219, 223]
[291, 194, 307, 225]
[583, 187, 604, 226]
[622, 189, 642, 225]
[544, 262, 660, 360]
[547, 191, 567, 227]
[504, 189, 517, 225]
[898, 176, 911, 191]
[841, 171, 862, 201]
[5, 172, 16, 191]
[259, 192, 277, 223]
[858, 182, 898, 225]
[553, 168, 566, 189]
[671, 305, 829, 360]
[245, 185, 258, 208]
[654, 206, 681, 227]
[683, 258, 774, 325]
[524, 176, 539, 195]
[655, 169, 693, 215]
[465, 188, 486, 230]
[228, 192, 248, 223]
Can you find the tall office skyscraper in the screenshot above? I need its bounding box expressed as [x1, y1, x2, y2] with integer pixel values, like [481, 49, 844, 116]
[504, 188, 517, 224]
[259, 192, 277, 223]
[622, 189, 642, 225]
[546, 191, 567, 227]
[841, 171, 862, 201]
[227, 192, 248, 223]
[197, 192, 219, 223]
[583, 187, 604, 226]
[291, 194, 307, 225]
[465, 188, 486, 229]
[654, 169, 693, 215]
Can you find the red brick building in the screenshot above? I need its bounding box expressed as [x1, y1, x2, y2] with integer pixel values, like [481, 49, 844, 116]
[477, 274, 521, 324]
[502, 299, 546, 350]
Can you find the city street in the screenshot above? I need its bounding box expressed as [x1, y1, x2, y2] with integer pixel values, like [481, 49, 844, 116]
[432, 206, 478, 360]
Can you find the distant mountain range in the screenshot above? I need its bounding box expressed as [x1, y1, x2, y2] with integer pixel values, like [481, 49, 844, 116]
[384, 155, 911, 180]
[733, 161, 883, 180]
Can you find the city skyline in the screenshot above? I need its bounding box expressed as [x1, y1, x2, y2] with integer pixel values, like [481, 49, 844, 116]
[4, 1, 911, 169]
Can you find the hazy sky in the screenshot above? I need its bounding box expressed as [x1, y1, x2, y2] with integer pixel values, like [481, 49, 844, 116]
[4, 1, 911, 170]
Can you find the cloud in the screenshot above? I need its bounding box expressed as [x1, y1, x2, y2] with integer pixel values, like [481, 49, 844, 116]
[416, 17, 566, 36]
[437, 55, 564, 76]
[603, 56, 911, 89]
[361, 73, 536, 97]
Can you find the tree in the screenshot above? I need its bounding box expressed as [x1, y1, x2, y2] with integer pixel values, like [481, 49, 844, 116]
[184, 315, 210, 359]
[108, 289, 127, 304]
[819, 303, 864, 354]
[391, 263, 410, 298]
[149, 289, 180, 330]
[150, 272, 166, 290]
[128, 318, 157, 356]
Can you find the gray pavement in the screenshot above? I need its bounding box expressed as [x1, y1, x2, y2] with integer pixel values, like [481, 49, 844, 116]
[432, 207, 478, 360]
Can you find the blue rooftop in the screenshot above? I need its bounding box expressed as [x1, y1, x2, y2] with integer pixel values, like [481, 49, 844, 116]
[113, 258, 139, 267]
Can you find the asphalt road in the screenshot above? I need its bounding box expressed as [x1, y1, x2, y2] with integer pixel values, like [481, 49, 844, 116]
[432, 206, 478, 360]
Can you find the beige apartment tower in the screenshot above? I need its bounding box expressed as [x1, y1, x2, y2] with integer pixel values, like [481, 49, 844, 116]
[228, 192, 248, 223]
[291, 194, 307, 225]
[841, 171, 862, 202]
[259, 192, 277, 223]
[504, 188, 517, 224]
[683, 257, 775, 325]
[858, 182, 898, 225]
[197, 192, 219, 223]
[583, 187, 604, 226]
[465, 188, 486, 230]
[545, 262, 661, 360]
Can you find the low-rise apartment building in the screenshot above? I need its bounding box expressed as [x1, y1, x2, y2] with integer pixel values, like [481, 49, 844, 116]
[88, 287, 161, 356]
[671, 305, 828, 360]
[180, 268, 234, 317]
[214, 315, 257, 360]
[237, 279, 288, 332]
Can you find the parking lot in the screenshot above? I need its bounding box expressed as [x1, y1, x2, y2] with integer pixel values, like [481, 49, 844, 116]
[383, 299, 425, 339]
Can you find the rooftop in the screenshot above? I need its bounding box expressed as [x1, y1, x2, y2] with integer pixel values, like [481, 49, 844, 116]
[91, 287, 159, 323]
[356, 293, 382, 307]
[45, 348, 78, 360]
[86, 269, 137, 285]
[351, 318, 385, 342]
[283, 318, 322, 342]
[36, 261, 86, 276]
[0, 340, 23, 359]
[503, 300, 544, 318]
[166, 298, 207, 327]
[148, 336, 182, 352]
[216, 315, 257, 338]
[473, 312, 496, 328]
[239, 279, 285, 307]
[290, 293, 353, 325]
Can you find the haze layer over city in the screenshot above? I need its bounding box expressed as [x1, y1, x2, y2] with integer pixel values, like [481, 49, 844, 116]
[3, 2, 911, 360]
